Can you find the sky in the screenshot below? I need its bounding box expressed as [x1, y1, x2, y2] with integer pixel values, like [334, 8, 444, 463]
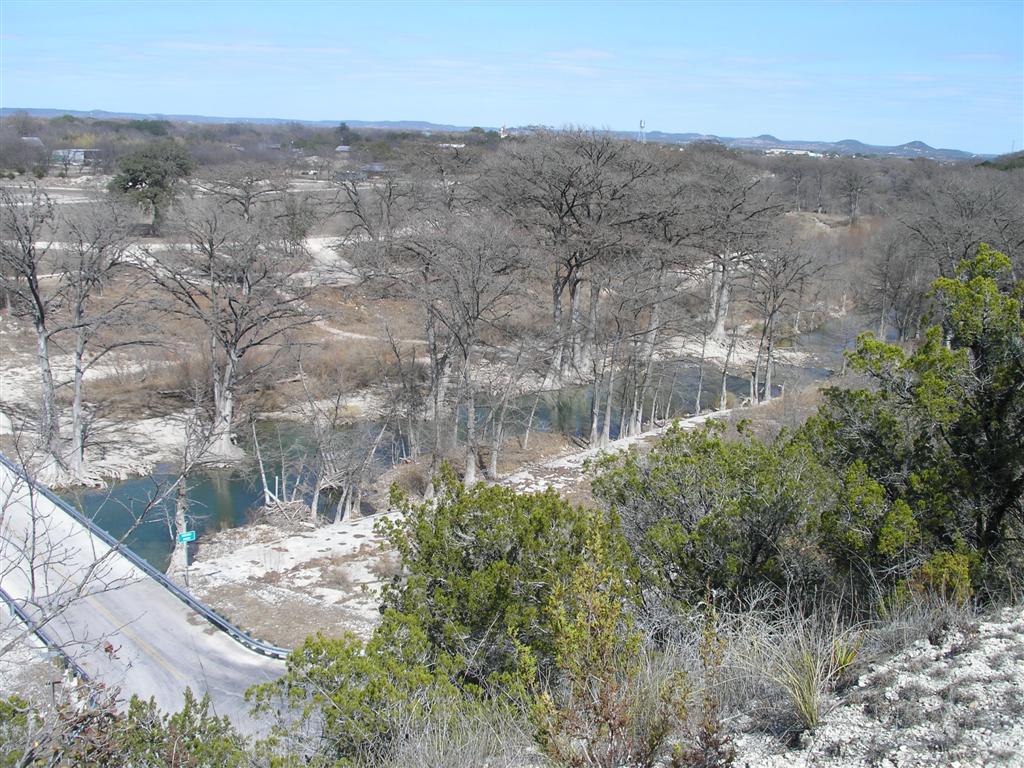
[1, 0, 1021, 154]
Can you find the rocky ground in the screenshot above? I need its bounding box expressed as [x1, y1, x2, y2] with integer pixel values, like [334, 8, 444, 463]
[179, 513, 398, 647]
[734, 607, 1024, 767]
[0, 620, 56, 701]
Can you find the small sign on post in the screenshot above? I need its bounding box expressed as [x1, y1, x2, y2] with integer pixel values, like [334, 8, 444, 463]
[177, 530, 196, 543]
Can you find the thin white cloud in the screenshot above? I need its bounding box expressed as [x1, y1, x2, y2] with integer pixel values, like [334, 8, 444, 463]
[943, 52, 1008, 62]
[725, 56, 779, 66]
[889, 73, 942, 83]
[158, 41, 352, 56]
[546, 48, 613, 62]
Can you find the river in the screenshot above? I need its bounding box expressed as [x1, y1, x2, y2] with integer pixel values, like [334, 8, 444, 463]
[62, 317, 861, 571]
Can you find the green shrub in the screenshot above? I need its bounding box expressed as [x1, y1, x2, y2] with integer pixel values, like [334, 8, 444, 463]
[535, 528, 688, 768]
[592, 422, 834, 609]
[808, 245, 1023, 597]
[912, 551, 975, 604]
[248, 622, 460, 764]
[115, 688, 247, 766]
[379, 464, 635, 689]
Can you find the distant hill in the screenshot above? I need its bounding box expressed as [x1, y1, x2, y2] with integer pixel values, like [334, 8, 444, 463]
[0, 107, 989, 161]
[977, 150, 1024, 171]
[0, 107, 471, 133]
[625, 130, 984, 161]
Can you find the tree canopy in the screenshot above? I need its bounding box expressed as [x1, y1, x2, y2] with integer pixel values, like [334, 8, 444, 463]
[109, 140, 193, 233]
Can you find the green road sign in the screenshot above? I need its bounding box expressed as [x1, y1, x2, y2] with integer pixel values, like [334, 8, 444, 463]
[177, 530, 196, 543]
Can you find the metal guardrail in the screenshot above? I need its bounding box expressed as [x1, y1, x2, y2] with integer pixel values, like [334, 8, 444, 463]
[0, 452, 290, 661]
[0, 584, 91, 682]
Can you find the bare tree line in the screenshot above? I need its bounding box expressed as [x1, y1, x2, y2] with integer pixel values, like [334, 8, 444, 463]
[3, 131, 1022, 509]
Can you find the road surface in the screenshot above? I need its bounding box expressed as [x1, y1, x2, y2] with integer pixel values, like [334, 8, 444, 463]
[0, 458, 284, 729]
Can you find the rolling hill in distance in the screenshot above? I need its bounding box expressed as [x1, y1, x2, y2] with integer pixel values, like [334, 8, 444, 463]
[0, 107, 989, 161]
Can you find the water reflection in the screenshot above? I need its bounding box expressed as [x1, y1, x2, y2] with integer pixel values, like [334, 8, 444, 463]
[63, 467, 263, 572]
[62, 342, 837, 572]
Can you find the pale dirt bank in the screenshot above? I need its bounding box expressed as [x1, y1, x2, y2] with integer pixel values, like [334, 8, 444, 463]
[183, 408, 735, 647]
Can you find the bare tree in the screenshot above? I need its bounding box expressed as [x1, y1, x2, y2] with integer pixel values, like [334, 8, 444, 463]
[145, 199, 318, 460]
[746, 228, 822, 402]
[898, 167, 1023, 276]
[0, 187, 62, 472]
[336, 171, 458, 483]
[56, 203, 141, 481]
[1, 189, 148, 485]
[484, 131, 656, 381]
[831, 158, 875, 225]
[193, 162, 290, 223]
[421, 214, 526, 485]
[687, 152, 779, 341]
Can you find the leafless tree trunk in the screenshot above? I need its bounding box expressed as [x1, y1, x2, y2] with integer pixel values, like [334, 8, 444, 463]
[145, 198, 318, 463]
[59, 204, 138, 482]
[720, 326, 739, 411]
[0, 187, 62, 472]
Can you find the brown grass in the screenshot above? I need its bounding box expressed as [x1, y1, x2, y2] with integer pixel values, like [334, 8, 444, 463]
[76, 354, 211, 418]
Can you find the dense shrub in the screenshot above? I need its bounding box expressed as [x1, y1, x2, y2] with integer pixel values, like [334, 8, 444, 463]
[378, 465, 635, 689]
[596, 246, 1022, 612]
[808, 245, 1023, 596]
[248, 466, 649, 763]
[248, 619, 462, 764]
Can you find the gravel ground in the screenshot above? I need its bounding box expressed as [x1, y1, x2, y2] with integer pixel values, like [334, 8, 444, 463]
[734, 607, 1024, 767]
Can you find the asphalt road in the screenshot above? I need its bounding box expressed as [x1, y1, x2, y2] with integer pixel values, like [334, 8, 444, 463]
[0, 460, 284, 730]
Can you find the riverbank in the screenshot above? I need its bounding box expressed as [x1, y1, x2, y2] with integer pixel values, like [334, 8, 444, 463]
[183, 405, 743, 646]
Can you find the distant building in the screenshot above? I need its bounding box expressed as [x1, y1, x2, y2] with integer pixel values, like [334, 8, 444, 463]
[361, 163, 393, 177]
[765, 148, 822, 158]
[437, 143, 466, 149]
[20, 136, 45, 149]
[51, 148, 102, 166]
[334, 145, 351, 153]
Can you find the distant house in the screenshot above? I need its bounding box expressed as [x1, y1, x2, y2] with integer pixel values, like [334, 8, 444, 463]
[334, 170, 367, 182]
[361, 163, 393, 177]
[765, 148, 822, 158]
[20, 136, 45, 149]
[334, 145, 351, 153]
[51, 148, 102, 166]
[437, 143, 466, 149]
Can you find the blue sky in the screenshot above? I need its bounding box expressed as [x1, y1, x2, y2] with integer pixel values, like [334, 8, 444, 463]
[1, 1, 1021, 154]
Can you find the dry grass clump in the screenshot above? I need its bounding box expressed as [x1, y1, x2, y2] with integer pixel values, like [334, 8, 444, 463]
[80, 354, 210, 417]
[499, 430, 575, 470]
[754, 612, 862, 730]
[652, 586, 992, 750]
[309, 292, 424, 341]
[300, 339, 399, 391]
[380, 460, 429, 496]
[659, 602, 864, 736]
[380, 698, 542, 768]
[863, 589, 977, 658]
[723, 384, 825, 441]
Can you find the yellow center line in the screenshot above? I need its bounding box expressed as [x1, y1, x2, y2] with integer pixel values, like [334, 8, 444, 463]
[6, 525, 191, 687]
[84, 592, 188, 684]
[4, 493, 193, 692]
